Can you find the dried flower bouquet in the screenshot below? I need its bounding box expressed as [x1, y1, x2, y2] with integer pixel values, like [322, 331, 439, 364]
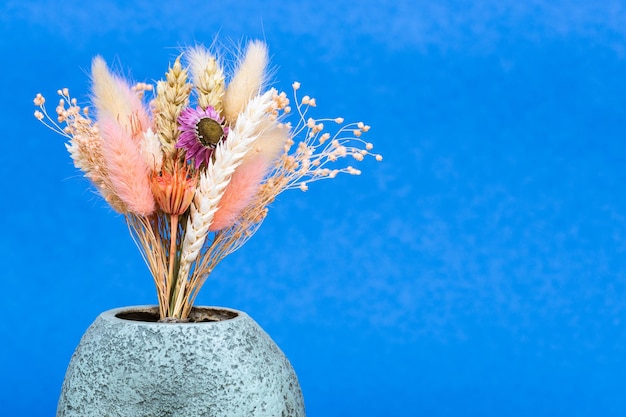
[34, 40, 381, 320]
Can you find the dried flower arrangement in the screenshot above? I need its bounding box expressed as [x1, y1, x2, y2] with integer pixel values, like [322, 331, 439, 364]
[34, 40, 381, 321]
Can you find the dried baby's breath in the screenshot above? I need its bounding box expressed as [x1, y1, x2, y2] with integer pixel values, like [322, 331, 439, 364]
[35, 89, 128, 212]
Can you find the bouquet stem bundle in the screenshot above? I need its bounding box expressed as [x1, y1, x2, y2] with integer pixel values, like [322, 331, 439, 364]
[34, 41, 381, 320]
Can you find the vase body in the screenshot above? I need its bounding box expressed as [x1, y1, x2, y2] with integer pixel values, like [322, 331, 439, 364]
[56, 305, 305, 417]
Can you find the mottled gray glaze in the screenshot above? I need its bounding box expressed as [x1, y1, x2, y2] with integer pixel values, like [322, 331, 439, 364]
[57, 306, 305, 417]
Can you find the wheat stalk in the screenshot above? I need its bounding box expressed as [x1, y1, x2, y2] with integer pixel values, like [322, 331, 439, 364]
[154, 56, 192, 162]
[187, 45, 225, 113]
[173, 89, 276, 316]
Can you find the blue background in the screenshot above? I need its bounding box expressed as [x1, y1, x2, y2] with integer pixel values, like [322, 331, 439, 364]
[2, 0, 626, 415]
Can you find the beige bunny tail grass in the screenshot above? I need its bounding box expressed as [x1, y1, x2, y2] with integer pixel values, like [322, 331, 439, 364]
[244, 118, 291, 164]
[91, 57, 136, 129]
[187, 45, 226, 113]
[222, 40, 268, 124]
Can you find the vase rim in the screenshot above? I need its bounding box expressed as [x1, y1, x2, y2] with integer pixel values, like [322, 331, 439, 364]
[99, 305, 245, 325]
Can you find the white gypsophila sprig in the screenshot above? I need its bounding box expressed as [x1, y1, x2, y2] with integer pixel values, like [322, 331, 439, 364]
[176, 88, 277, 289]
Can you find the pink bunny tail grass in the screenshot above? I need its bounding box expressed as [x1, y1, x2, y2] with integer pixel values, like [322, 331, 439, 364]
[209, 155, 269, 231]
[115, 78, 151, 138]
[100, 116, 155, 216]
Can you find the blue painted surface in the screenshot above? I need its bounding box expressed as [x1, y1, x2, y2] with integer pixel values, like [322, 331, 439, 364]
[2, 1, 626, 415]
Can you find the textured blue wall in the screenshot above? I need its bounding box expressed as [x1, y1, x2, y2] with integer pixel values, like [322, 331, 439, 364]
[2, 1, 626, 416]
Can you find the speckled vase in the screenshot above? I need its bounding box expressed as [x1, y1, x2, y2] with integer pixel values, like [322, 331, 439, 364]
[56, 305, 305, 417]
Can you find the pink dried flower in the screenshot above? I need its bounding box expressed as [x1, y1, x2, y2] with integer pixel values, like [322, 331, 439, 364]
[151, 161, 198, 216]
[177, 106, 229, 169]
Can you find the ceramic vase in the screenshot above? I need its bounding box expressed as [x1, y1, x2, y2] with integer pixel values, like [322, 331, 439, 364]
[56, 305, 305, 417]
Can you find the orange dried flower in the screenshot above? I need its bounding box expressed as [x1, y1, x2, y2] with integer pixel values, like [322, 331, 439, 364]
[151, 162, 198, 215]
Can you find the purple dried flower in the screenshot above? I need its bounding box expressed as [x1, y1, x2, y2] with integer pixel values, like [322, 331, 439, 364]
[177, 106, 229, 169]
